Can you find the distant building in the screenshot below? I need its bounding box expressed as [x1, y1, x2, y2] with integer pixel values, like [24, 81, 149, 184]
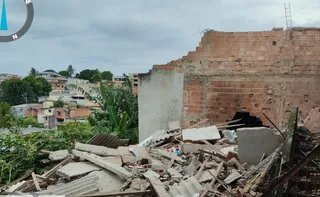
[66, 78, 99, 96]
[111, 75, 126, 87]
[110, 73, 139, 94]
[42, 93, 94, 106]
[0, 73, 21, 83]
[36, 72, 68, 94]
[37, 106, 93, 128]
[128, 73, 139, 95]
[11, 103, 43, 118]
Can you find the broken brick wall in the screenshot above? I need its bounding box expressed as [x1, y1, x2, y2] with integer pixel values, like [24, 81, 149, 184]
[152, 29, 320, 129]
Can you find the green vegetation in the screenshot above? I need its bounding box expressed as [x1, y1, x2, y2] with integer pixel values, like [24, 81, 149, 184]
[89, 74, 138, 143]
[0, 122, 95, 186]
[53, 100, 65, 108]
[0, 68, 137, 185]
[58, 70, 70, 77]
[77, 69, 102, 83]
[101, 71, 113, 81]
[0, 76, 52, 106]
[43, 69, 57, 73]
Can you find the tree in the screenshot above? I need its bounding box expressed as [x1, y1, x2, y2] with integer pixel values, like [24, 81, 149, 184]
[58, 71, 71, 77]
[0, 78, 29, 105]
[67, 65, 75, 76]
[78, 69, 102, 83]
[20, 116, 41, 128]
[53, 100, 64, 108]
[0, 77, 52, 106]
[0, 102, 15, 129]
[23, 76, 52, 99]
[29, 68, 38, 76]
[44, 69, 56, 73]
[89, 82, 138, 143]
[101, 71, 113, 81]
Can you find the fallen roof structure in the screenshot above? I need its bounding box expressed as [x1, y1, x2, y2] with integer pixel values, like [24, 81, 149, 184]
[0, 106, 319, 197]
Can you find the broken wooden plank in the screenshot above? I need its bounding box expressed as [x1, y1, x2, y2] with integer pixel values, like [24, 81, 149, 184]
[243, 152, 274, 179]
[210, 161, 224, 188]
[72, 150, 133, 180]
[202, 140, 226, 158]
[0, 169, 32, 192]
[41, 156, 73, 179]
[195, 157, 209, 180]
[31, 172, 41, 191]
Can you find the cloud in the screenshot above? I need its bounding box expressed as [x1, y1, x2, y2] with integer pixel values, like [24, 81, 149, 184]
[0, 0, 319, 76]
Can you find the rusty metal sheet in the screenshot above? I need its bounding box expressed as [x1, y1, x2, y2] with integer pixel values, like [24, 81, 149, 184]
[87, 133, 129, 148]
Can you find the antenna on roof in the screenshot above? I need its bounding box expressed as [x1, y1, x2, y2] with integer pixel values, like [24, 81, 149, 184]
[284, 3, 293, 29]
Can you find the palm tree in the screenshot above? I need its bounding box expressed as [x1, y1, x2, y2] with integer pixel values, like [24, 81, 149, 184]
[29, 67, 38, 76]
[67, 65, 75, 77]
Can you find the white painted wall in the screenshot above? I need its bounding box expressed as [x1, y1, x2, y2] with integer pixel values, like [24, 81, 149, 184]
[138, 69, 184, 142]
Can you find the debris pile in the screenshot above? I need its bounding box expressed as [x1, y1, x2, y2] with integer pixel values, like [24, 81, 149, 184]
[1, 106, 319, 197]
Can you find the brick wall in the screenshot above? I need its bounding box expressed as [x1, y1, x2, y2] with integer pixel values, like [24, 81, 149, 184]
[154, 28, 320, 129]
[69, 108, 91, 118]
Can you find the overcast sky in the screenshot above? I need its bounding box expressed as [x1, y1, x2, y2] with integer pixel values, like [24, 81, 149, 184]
[0, 0, 319, 77]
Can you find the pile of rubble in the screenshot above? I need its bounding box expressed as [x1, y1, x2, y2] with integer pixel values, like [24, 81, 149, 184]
[1, 106, 319, 197]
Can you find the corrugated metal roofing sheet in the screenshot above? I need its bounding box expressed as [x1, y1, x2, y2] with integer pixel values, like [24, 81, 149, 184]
[87, 133, 129, 148]
[38, 173, 100, 196]
[168, 176, 204, 197]
[151, 130, 179, 144]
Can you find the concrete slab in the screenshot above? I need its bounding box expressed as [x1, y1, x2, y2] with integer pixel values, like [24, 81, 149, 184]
[101, 156, 122, 165]
[75, 143, 119, 156]
[49, 150, 69, 161]
[72, 150, 133, 180]
[237, 127, 283, 165]
[182, 125, 221, 141]
[182, 143, 211, 154]
[129, 145, 150, 159]
[117, 146, 137, 165]
[56, 162, 102, 180]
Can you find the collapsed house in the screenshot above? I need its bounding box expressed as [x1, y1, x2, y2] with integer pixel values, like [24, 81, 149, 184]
[138, 28, 320, 143]
[1, 106, 319, 197]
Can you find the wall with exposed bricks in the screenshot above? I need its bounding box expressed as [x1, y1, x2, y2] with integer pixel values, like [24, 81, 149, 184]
[139, 28, 320, 137]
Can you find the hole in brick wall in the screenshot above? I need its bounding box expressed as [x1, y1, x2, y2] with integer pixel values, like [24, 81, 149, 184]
[255, 103, 260, 107]
[304, 95, 309, 102]
[272, 41, 277, 45]
[249, 94, 253, 98]
[228, 111, 266, 130]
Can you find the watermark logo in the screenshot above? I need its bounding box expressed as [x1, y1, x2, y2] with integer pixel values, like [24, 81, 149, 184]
[0, 0, 34, 42]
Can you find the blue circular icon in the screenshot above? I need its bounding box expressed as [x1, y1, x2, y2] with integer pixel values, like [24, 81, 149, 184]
[0, 0, 34, 42]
